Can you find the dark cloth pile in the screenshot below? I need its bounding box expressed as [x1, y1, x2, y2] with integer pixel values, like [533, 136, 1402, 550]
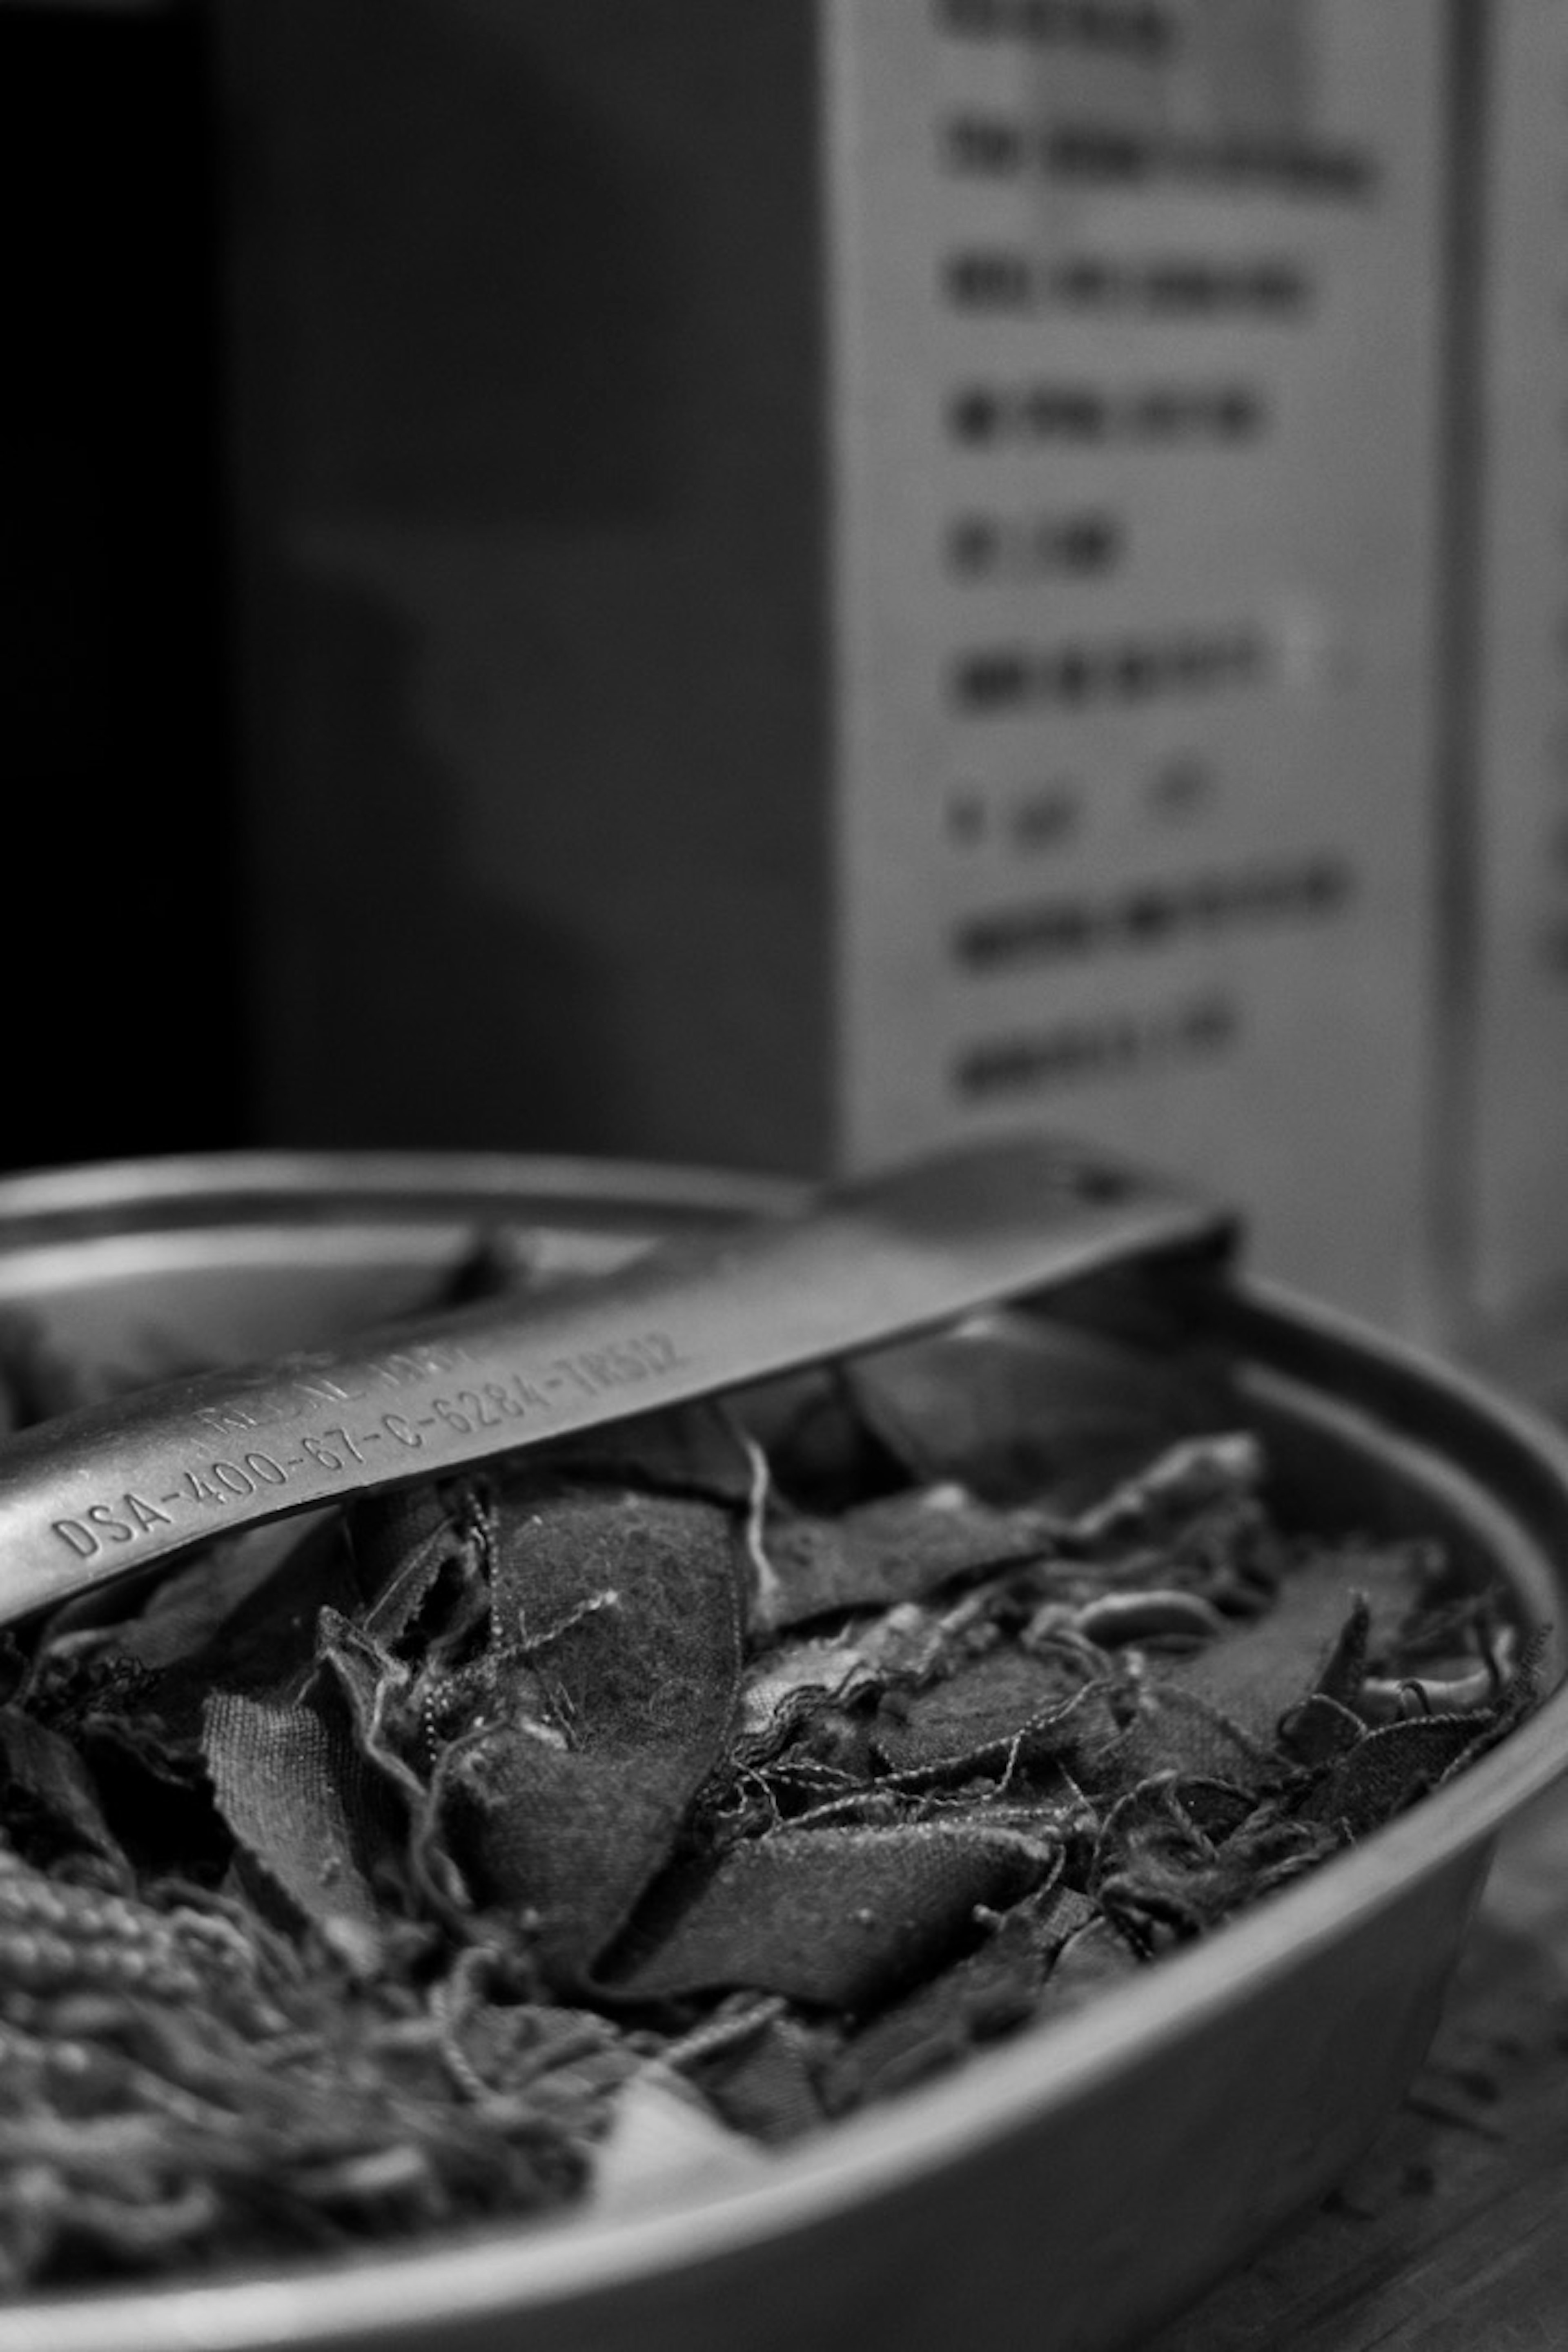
[0, 1294, 1537, 2289]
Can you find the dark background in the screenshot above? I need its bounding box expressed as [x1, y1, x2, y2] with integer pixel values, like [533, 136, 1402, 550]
[0, 0, 245, 1174]
[0, 0, 833, 1184]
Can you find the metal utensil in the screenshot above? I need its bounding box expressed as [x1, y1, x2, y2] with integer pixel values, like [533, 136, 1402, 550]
[0, 1133, 1234, 1627]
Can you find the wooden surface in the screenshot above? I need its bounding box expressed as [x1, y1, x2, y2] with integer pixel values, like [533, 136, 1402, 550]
[1142, 1767, 1568, 2350]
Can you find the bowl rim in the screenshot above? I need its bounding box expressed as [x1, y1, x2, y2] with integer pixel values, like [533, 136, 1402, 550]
[0, 1150, 804, 1238]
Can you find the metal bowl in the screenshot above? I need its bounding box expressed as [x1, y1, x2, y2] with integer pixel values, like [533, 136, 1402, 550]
[0, 1149, 1565, 2352]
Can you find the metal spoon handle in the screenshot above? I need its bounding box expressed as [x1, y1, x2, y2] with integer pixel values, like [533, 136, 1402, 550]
[0, 1134, 1237, 1624]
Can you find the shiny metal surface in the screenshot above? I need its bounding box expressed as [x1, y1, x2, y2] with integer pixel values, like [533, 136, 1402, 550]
[0, 1135, 1233, 1626]
[0, 1150, 1561, 2352]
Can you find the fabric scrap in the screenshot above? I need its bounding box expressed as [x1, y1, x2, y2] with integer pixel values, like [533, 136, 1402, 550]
[444, 1489, 744, 1992]
[844, 1316, 1233, 1511]
[203, 1685, 407, 1974]
[759, 1486, 1059, 1631]
[603, 1822, 1054, 2011]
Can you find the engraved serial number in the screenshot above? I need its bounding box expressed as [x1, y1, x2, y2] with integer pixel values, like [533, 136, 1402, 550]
[48, 1329, 688, 1562]
[425, 1328, 686, 1432]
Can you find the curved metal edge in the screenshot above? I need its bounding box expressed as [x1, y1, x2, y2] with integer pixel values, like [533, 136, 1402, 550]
[0, 1150, 808, 1241]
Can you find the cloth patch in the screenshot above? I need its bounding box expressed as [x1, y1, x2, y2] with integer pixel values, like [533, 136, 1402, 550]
[689, 2013, 829, 2145]
[1154, 1548, 1416, 1745]
[0, 1707, 127, 1882]
[530, 1399, 760, 1508]
[1082, 1682, 1279, 1797]
[760, 1487, 1059, 1630]
[1292, 1708, 1516, 1838]
[203, 1685, 406, 1974]
[590, 2070, 768, 2214]
[443, 1489, 744, 1992]
[73, 1515, 362, 1748]
[725, 1363, 909, 1514]
[869, 1652, 1105, 1780]
[349, 1480, 490, 1654]
[820, 1874, 1087, 2114]
[602, 1822, 1054, 2010]
[844, 1317, 1233, 1511]
[1091, 1777, 1334, 1948]
[1030, 1915, 1146, 2021]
